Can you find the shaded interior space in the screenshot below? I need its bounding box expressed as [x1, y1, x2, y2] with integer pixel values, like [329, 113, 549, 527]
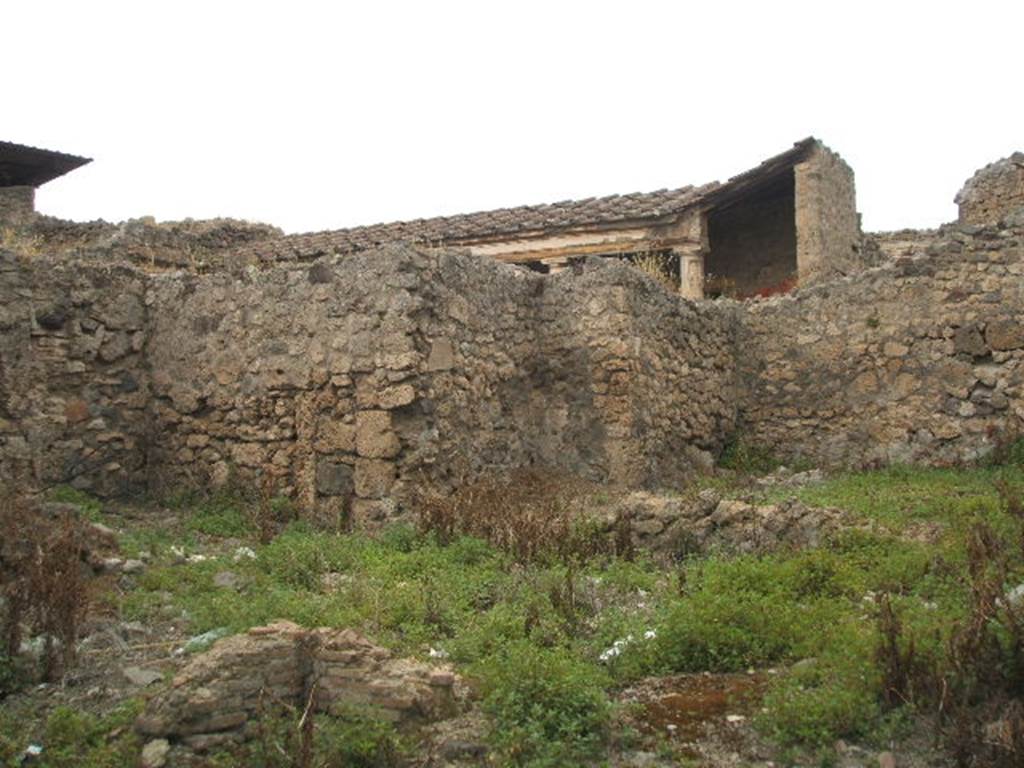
[705, 171, 796, 298]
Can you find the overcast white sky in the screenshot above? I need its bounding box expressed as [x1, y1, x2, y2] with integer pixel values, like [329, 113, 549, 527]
[5, 1, 1022, 234]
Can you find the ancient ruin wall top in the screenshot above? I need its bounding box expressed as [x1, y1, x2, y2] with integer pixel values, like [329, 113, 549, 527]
[955, 152, 1024, 226]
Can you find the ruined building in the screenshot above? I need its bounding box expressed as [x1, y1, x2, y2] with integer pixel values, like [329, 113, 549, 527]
[241, 138, 860, 300]
[1, 139, 1022, 527]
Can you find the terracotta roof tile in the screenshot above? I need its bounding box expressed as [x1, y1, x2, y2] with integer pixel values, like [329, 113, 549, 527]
[239, 138, 818, 262]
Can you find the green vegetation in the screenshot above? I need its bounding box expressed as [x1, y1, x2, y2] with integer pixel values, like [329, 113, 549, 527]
[185, 493, 254, 538]
[477, 642, 611, 766]
[4, 455, 1024, 765]
[48, 485, 103, 520]
[1, 702, 142, 768]
[219, 704, 406, 768]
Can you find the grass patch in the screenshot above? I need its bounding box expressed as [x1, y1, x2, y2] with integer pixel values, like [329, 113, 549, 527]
[47, 486, 103, 520]
[186, 493, 253, 538]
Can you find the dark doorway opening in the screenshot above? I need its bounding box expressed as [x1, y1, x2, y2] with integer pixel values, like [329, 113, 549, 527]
[705, 171, 796, 298]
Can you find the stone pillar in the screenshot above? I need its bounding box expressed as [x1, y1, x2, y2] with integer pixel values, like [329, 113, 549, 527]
[0, 186, 36, 226]
[678, 250, 705, 300]
[674, 209, 708, 300]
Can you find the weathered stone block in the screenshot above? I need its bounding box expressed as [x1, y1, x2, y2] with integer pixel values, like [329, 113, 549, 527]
[426, 337, 455, 371]
[378, 383, 416, 410]
[355, 410, 400, 458]
[354, 458, 395, 498]
[137, 621, 459, 749]
[314, 420, 356, 453]
[315, 460, 354, 497]
[64, 398, 91, 423]
[953, 325, 988, 357]
[986, 319, 1024, 351]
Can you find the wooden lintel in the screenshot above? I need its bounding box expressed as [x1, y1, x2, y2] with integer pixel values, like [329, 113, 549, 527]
[478, 236, 696, 264]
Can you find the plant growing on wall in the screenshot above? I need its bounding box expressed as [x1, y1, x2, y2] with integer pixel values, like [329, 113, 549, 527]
[622, 245, 678, 293]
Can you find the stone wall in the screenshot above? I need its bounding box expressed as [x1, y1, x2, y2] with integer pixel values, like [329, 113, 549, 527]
[5, 243, 735, 511]
[143, 246, 736, 521]
[0, 213, 280, 269]
[862, 228, 943, 262]
[956, 152, 1024, 226]
[0, 251, 150, 495]
[0, 187, 35, 226]
[5, 193, 1024, 515]
[735, 223, 1024, 467]
[794, 144, 860, 281]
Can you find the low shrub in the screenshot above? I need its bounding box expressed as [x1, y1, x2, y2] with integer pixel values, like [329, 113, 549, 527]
[415, 470, 609, 564]
[242, 697, 404, 768]
[761, 654, 880, 747]
[653, 587, 807, 673]
[717, 435, 785, 475]
[477, 641, 611, 766]
[1, 493, 89, 681]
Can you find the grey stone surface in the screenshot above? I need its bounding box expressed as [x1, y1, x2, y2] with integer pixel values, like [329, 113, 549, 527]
[123, 666, 163, 687]
[140, 739, 170, 768]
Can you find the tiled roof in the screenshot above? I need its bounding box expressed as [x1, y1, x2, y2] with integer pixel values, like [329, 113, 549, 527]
[240, 138, 818, 262]
[0, 141, 92, 187]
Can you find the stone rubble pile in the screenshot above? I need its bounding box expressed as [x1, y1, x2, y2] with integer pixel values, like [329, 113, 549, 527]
[608, 488, 848, 555]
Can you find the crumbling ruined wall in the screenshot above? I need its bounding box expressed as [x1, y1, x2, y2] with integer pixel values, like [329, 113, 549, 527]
[143, 246, 736, 521]
[535, 267, 734, 482]
[735, 223, 1024, 467]
[862, 229, 943, 263]
[0, 252, 150, 495]
[419, 253, 734, 492]
[956, 152, 1024, 226]
[145, 247, 427, 523]
[0, 210, 280, 270]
